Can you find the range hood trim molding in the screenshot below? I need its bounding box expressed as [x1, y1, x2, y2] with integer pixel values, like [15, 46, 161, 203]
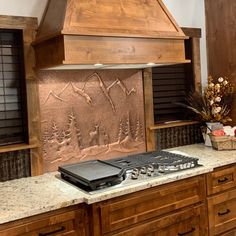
[42, 61, 191, 70]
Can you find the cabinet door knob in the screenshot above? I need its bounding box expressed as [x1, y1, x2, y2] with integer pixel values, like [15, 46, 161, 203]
[178, 227, 195, 235]
[218, 209, 231, 216]
[218, 177, 229, 183]
[38, 226, 66, 236]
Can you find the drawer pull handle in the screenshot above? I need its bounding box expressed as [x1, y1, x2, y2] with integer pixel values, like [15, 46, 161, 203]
[218, 209, 231, 216]
[38, 226, 66, 236]
[178, 227, 195, 235]
[218, 177, 229, 183]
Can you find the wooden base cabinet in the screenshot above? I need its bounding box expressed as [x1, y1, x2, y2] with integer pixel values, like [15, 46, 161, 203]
[207, 164, 236, 236]
[208, 188, 236, 236]
[91, 176, 207, 236]
[109, 204, 207, 236]
[0, 205, 89, 236]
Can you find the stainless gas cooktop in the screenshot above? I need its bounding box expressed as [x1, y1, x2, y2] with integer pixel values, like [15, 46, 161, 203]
[59, 150, 202, 192]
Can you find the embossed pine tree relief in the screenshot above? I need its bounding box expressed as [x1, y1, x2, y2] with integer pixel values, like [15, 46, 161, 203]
[38, 70, 146, 172]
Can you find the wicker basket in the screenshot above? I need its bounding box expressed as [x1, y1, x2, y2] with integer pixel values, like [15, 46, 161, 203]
[209, 134, 236, 150]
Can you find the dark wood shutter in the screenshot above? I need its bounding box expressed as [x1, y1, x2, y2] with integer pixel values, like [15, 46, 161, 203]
[0, 29, 28, 145]
[152, 64, 189, 123]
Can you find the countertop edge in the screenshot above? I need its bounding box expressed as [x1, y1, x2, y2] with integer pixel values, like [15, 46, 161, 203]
[1, 143, 236, 225]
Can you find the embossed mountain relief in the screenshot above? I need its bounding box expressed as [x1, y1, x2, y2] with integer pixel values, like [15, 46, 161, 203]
[38, 70, 146, 172]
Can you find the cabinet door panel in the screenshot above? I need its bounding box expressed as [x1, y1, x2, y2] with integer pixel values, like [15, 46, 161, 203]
[208, 188, 236, 236]
[98, 176, 205, 234]
[111, 205, 206, 236]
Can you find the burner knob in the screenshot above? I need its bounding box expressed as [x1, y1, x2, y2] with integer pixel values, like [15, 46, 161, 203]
[140, 166, 147, 174]
[158, 165, 165, 173]
[147, 164, 154, 172]
[131, 171, 139, 180]
[131, 168, 140, 180]
[179, 164, 184, 170]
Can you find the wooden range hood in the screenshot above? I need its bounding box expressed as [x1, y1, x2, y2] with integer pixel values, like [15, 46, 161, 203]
[34, 0, 190, 70]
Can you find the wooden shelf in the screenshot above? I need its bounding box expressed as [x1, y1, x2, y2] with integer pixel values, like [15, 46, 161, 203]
[149, 120, 200, 130]
[0, 143, 39, 154]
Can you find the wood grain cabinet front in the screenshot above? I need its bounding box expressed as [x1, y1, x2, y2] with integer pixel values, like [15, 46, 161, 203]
[221, 228, 236, 236]
[92, 175, 206, 235]
[207, 164, 236, 236]
[206, 165, 236, 195]
[0, 205, 89, 236]
[208, 188, 236, 236]
[111, 204, 207, 236]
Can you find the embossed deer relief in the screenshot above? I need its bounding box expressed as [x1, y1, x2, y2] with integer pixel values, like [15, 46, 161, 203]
[89, 124, 100, 146]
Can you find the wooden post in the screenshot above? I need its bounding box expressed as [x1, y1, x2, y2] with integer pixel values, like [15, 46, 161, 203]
[143, 68, 156, 151]
[0, 15, 43, 175]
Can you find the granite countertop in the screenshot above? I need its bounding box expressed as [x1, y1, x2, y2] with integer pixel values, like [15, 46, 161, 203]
[1, 143, 236, 225]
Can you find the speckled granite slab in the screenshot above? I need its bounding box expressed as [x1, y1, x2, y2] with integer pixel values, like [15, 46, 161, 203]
[1, 143, 236, 225]
[0, 173, 86, 224]
[169, 143, 236, 168]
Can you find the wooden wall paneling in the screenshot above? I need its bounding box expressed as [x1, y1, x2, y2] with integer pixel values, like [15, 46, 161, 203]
[0, 15, 37, 30]
[30, 147, 43, 176]
[192, 37, 202, 92]
[143, 68, 156, 151]
[205, 0, 236, 125]
[182, 27, 202, 92]
[23, 28, 41, 146]
[0, 15, 43, 175]
[148, 28, 202, 150]
[22, 20, 43, 175]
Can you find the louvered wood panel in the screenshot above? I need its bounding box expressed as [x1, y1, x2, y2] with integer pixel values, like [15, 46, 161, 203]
[152, 64, 190, 122]
[0, 29, 28, 145]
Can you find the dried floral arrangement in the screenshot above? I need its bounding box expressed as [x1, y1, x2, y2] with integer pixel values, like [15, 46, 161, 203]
[179, 76, 234, 124]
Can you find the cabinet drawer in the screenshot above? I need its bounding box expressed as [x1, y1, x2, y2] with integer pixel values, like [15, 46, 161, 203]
[0, 207, 88, 236]
[111, 204, 207, 236]
[206, 165, 236, 195]
[98, 175, 205, 234]
[208, 188, 236, 236]
[23, 220, 77, 236]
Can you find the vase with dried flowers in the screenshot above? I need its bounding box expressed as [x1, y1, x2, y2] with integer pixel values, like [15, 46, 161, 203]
[176, 75, 234, 146]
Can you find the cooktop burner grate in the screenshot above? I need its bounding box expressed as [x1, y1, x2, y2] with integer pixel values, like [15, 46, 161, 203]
[103, 151, 200, 171]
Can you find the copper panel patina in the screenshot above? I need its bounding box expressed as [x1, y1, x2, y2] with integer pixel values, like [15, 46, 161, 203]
[38, 70, 146, 172]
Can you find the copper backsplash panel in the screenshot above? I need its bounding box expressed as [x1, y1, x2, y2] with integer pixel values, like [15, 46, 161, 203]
[38, 70, 146, 172]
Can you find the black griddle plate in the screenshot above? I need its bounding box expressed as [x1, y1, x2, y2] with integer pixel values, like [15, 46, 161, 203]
[58, 160, 126, 191]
